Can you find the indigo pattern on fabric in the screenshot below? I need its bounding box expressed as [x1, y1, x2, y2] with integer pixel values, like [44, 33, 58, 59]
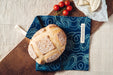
[26, 16, 91, 71]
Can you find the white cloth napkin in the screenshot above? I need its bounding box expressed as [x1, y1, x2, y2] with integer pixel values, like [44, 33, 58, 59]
[74, 0, 108, 22]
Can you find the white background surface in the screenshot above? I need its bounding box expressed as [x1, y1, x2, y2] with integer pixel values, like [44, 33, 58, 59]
[0, 0, 113, 75]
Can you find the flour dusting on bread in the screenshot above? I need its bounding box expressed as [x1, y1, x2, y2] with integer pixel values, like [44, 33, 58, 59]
[28, 24, 67, 64]
[58, 31, 66, 46]
[46, 53, 59, 63]
[36, 36, 55, 55]
[28, 44, 37, 59]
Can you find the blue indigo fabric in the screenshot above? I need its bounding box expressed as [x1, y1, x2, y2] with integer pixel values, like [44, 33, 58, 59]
[26, 16, 91, 71]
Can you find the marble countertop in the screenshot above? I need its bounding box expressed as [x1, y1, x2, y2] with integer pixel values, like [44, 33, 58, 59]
[0, 0, 113, 75]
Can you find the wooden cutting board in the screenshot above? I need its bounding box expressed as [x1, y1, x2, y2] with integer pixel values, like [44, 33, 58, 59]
[49, 0, 113, 34]
[0, 0, 113, 75]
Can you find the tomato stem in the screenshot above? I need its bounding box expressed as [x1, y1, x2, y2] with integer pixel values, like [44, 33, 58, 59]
[55, 8, 66, 16]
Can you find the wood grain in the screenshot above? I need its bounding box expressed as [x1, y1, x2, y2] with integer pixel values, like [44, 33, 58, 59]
[0, 38, 55, 75]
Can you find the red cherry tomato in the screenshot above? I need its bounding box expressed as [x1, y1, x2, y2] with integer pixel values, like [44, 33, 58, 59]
[63, 10, 69, 16]
[54, 5, 60, 11]
[66, 5, 72, 11]
[65, 0, 70, 6]
[59, 1, 65, 8]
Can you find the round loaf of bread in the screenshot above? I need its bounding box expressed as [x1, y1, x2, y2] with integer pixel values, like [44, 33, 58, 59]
[28, 24, 67, 64]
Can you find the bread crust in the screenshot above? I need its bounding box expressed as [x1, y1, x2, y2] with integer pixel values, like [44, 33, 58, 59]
[28, 24, 67, 64]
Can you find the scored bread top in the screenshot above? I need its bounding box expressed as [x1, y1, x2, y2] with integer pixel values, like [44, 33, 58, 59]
[28, 24, 67, 64]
